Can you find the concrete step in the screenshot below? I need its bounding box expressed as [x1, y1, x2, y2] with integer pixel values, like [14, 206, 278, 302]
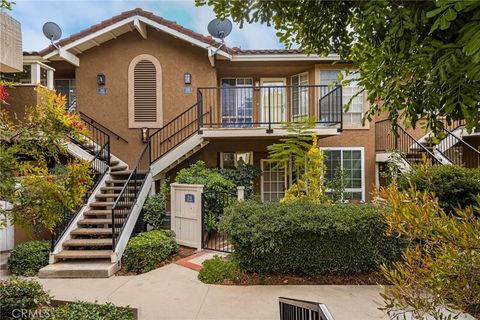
[105, 179, 142, 185]
[110, 170, 133, 176]
[78, 218, 121, 225]
[71, 228, 112, 236]
[39, 260, 119, 278]
[64, 238, 112, 247]
[109, 159, 120, 166]
[100, 186, 137, 192]
[95, 194, 119, 199]
[110, 164, 128, 172]
[84, 210, 127, 217]
[55, 250, 112, 260]
[89, 202, 115, 208]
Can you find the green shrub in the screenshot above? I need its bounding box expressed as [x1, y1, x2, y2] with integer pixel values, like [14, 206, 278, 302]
[7, 240, 50, 276]
[198, 256, 243, 284]
[219, 163, 262, 198]
[399, 165, 480, 212]
[0, 276, 51, 319]
[175, 161, 235, 193]
[123, 230, 178, 273]
[143, 180, 169, 229]
[220, 200, 404, 276]
[47, 301, 134, 320]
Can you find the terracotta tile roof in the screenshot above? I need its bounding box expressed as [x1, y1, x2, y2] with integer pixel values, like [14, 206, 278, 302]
[39, 8, 231, 56]
[232, 48, 306, 55]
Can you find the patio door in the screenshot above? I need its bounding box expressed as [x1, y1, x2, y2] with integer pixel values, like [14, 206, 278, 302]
[261, 160, 287, 201]
[221, 78, 253, 127]
[261, 78, 286, 125]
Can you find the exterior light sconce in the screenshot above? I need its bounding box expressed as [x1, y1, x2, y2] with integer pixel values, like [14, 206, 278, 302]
[142, 127, 150, 143]
[254, 81, 260, 90]
[97, 73, 106, 86]
[184, 72, 192, 85]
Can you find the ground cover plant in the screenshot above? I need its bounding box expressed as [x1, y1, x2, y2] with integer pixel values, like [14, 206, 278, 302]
[7, 240, 50, 276]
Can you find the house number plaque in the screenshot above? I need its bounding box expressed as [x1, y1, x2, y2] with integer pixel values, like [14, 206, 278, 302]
[185, 194, 195, 203]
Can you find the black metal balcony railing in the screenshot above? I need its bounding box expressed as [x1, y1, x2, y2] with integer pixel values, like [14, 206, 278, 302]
[375, 119, 441, 166]
[440, 127, 480, 168]
[197, 85, 343, 132]
[279, 297, 334, 320]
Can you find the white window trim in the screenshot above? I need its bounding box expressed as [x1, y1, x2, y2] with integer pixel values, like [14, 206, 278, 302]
[260, 77, 287, 124]
[291, 72, 309, 119]
[260, 159, 288, 202]
[320, 147, 365, 202]
[128, 54, 163, 128]
[318, 69, 366, 128]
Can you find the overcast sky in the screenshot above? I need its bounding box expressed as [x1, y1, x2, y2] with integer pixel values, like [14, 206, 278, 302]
[7, 0, 285, 52]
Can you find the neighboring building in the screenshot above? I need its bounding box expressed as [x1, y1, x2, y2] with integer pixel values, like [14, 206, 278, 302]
[0, 12, 22, 73]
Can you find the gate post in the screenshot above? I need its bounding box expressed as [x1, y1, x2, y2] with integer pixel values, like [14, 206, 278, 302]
[170, 183, 204, 250]
[237, 186, 245, 201]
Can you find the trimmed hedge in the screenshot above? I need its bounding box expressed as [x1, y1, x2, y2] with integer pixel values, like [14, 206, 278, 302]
[47, 301, 134, 320]
[198, 256, 242, 284]
[399, 165, 480, 212]
[220, 201, 404, 275]
[7, 240, 50, 276]
[123, 230, 178, 273]
[0, 276, 51, 319]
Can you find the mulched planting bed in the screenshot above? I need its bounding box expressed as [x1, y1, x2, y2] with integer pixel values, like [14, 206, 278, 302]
[117, 246, 196, 276]
[221, 271, 388, 286]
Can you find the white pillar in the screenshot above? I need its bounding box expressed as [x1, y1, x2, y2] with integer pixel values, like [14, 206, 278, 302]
[237, 186, 245, 201]
[31, 63, 41, 84]
[47, 69, 54, 89]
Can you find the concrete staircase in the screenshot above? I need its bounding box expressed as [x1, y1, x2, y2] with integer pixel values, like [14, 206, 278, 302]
[39, 160, 141, 278]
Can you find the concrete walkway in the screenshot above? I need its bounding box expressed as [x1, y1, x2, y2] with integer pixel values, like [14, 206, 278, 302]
[38, 263, 388, 320]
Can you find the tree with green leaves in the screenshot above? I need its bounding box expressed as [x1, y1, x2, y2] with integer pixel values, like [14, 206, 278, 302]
[197, 0, 480, 136]
[0, 0, 14, 11]
[0, 86, 92, 231]
[376, 183, 480, 319]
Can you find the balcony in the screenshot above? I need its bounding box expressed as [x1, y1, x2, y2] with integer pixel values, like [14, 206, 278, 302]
[197, 84, 343, 136]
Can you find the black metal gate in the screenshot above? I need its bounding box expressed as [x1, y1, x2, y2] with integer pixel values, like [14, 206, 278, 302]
[201, 190, 236, 252]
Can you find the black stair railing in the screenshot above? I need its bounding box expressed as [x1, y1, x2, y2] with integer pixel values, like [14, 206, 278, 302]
[51, 141, 110, 251]
[375, 119, 441, 166]
[279, 297, 334, 320]
[79, 112, 129, 144]
[439, 127, 480, 168]
[149, 103, 211, 164]
[197, 85, 343, 132]
[111, 143, 150, 250]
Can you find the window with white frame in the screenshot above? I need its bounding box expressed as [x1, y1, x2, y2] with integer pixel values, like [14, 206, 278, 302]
[322, 148, 364, 201]
[220, 152, 253, 169]
[291, 72, 309, 120]
[261, 159, 287, 202]
[319, 70, 364, 125]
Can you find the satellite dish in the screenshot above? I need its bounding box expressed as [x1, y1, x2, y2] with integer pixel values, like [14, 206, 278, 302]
[42, 22, 62, 42]
[207, 18, 232, 40]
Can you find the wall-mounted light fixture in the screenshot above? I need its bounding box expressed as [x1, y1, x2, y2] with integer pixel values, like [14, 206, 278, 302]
[184, 72, 192, 85]
[142, 127, 150, 143]
[254, 81, 260, 90]
[97, 73, 106, 86]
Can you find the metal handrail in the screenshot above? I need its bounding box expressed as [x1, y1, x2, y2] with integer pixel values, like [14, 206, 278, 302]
[111, 143, 150, 250]
[51, 141, 110, 251]
[279, 297, 334, 320]
[79, 111, 129, 143]
[440, 127, 480, 167]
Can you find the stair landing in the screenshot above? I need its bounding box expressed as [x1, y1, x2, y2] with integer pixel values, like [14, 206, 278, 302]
[39, 260, 119, 278]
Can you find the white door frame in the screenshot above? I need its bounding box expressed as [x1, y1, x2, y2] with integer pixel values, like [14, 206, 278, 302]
[260, 78, 287, 124]
[260, 159, 288, 201]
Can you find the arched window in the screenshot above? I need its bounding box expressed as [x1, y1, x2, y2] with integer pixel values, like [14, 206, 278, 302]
[128, 54, 162, 128]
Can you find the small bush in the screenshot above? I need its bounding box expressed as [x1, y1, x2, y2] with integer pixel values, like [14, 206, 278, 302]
[143, 181, 169, 229]
[0, 276, 51, 319]
[47, 301, 134, 320]
[198, 256, 242, 284]
[219, 163, 262, 198]
[220, 200, 404, 276]
[123, 230, 178, 273]
[399, 165, 480, 212]
[175, 161, 235, 193]
[7, 240, 50, 276]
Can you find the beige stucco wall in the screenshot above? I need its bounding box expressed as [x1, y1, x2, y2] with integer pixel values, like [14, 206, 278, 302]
[75, 27, 217, 165]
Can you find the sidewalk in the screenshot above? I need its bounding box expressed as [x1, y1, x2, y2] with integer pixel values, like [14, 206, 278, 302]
[38, 263, 387, 320]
